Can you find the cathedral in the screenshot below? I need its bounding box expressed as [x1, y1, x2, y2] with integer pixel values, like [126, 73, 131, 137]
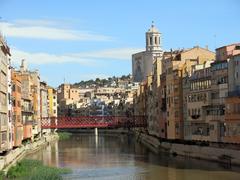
[132, 22, 163, 82]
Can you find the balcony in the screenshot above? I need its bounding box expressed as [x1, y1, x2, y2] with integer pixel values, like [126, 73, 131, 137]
[191, 134, 210, 141]
[21, 105, 34, 113]
[205, 114, 224, 122]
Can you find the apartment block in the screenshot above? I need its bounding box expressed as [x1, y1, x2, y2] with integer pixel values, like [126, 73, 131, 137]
[40, 81, 50, 134]
[133, 82, 146, 117]
[11, 70, 23, 147]
[16, 59, 41, 140]
[224, 45, 240, 143]
[148, 58, 163, 137]
[185, 61, 213, 141]
[0, 35, 12, 152]
[48, 87, 58, 117]
[166, 47, 215, 140]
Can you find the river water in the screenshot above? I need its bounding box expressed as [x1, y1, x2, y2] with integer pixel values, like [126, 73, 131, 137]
[27, 134, 240, 180]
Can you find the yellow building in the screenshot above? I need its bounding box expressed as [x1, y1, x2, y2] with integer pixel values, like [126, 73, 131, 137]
[165, 46, 215, 140]
[48, 87, 58, 117]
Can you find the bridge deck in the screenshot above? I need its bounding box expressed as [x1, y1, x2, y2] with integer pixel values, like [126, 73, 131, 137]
[41, 116, 147, 129]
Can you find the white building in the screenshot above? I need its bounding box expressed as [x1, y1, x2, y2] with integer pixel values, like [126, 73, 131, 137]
[7, 55, 13, 150]
[0, 35, 12, 152]
[132, 22, 163, 82]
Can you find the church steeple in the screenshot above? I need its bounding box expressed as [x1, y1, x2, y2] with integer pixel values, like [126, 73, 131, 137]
[20, 59, 27, 72]
[146, 21, 162, 52]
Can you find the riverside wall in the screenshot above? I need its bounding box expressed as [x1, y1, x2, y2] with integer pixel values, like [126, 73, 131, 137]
[0, 133, 59, 172]
[134, 130, 240, 166]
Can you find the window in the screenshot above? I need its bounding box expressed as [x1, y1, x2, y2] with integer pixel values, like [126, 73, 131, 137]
[12, 84, 16, 92]
[1, 132, 7, 143]
[175, 111, 179, 117]
[198, 109, 201, 115]
[17, 85, 21, 93]
[12, 99, 16, 107]
[150, 37, 153, 45]
[17, 101, 21, 107]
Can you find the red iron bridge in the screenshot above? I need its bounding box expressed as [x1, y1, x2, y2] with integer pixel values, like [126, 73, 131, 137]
[41, 116, 147, 129]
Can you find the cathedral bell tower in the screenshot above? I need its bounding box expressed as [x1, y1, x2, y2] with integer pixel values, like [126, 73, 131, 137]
[146, 21, 162, 52]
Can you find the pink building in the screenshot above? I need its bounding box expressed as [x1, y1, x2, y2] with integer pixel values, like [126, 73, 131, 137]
[216, 43, 240, 61]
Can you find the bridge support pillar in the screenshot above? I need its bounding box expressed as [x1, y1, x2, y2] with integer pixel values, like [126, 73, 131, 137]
[95, 128, 98, 136]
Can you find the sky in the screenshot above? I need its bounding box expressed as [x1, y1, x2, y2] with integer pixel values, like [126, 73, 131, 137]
[0, 0, 239, 87]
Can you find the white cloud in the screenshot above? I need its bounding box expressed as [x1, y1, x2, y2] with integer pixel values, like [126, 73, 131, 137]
[10, 47, 143, 65]
[13, 19, 62, 27]
[0, 20, 112, 41]
[76, 48, 144, 60]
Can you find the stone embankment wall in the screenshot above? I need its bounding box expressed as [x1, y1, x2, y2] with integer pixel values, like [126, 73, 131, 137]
[0, 134, 58, 172]
[136, 131, 240, 166]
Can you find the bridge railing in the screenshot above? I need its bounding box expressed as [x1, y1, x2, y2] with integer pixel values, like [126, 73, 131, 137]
[41, 116, 147, 129]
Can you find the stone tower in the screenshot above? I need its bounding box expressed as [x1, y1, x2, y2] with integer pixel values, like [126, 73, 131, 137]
[146, 21, 162, 52]
[20, 59, 27, 72]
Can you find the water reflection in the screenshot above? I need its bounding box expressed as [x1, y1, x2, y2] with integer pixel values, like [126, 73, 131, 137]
[27, 134, 240, 180]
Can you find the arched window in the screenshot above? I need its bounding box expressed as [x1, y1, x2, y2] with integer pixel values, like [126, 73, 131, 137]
[155, 36, 157, 45]
[150, 37, 153, 45]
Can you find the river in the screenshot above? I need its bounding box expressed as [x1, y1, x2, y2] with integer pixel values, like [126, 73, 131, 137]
[27, 133, 240, 180]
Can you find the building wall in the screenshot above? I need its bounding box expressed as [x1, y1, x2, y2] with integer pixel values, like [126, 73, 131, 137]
[12, 70, 23, 147]
[224, 52, 240, 143]
[166, 47, 215, 140]
[48, 88, 58, 117]
[224, 97, 240, 143]
[40, 82, 48, 118]
[228, 54, 240, 92]
[18, 71, 34, 141]
[57, 84, 71, 101]
[30, 72, 41, 137]
[149, 58, 163, 137]
[216, 43, 240, 61]
[0, 36, 11, 152]
[186, 65, 212, 141]
[132, 23, 163, 82]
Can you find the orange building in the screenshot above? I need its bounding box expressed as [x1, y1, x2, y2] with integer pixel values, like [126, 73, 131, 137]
[225, 97, 240, 143]
[18, 73, 33, 141]
[11, 70, 23, 146]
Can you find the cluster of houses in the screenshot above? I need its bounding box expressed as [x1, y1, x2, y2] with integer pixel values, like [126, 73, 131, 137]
[0, 35, 57, 153]
[57, 81, 139, 117]
[132, 23, 240, 144]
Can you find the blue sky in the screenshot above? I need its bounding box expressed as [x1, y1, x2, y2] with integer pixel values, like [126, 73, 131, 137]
[0, 0, 239, 87]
